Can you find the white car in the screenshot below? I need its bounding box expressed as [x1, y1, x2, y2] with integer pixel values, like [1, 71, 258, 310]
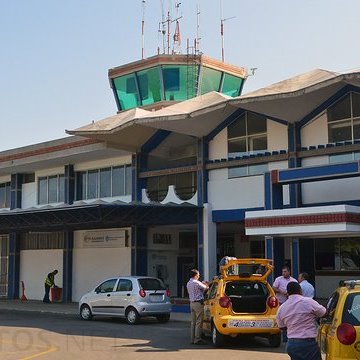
[79, 276, 172, 324]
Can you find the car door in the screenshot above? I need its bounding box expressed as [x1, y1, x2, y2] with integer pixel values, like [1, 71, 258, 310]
[203, 281, 219, 333]
[111, 279, 134, 316]
[90, 278, 118, 315]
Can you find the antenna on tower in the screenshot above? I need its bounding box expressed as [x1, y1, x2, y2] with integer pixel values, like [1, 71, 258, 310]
[158, 0, 167, 54]
[220, 0, 235, 62]
[141, 0, 146, 59]
[195, 3, 201, 54]
[172, 2, 182, 54]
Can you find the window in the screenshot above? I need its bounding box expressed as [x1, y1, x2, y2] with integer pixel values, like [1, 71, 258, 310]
[0, 182, 11, 208]
[138, 278, 166, 290]
[329, 151, 360, 164]
[116, 279, 133, 292]
[20, 232, 64, 250]
[207, 282, 218, 300]
[343, 294, 360, 326]
[75, 165, 132, 200]
[221, 73, 243, 97]
[97, 279, 117, 293]
[228, 112, 267, 157]
[37, 175, 64, 205]
[315, 238, 360, 271]
[200, 67, 222, 95]
[228, 163, 268, 178]
[328, 92, 360, 142]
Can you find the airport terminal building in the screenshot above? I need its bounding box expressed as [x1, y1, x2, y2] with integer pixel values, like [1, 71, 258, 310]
[1, 54, 360, 301]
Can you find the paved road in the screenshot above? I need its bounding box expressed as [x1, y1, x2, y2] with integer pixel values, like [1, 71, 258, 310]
[0, 310, 288, 360]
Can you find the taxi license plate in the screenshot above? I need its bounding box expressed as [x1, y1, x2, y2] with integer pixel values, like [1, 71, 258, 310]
[228, 319, 273, 328]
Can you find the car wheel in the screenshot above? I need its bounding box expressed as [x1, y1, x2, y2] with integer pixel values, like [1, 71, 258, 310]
[80, 304, 93, 321]
[126, 307, 139, 325]
[268, 333, 281, 347]
[212, 323, 225, 347]
[156, 314, 170, 323]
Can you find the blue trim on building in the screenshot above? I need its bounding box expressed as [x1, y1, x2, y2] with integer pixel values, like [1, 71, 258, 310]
[265, 237, 273, 285]
[212, 207, 264, 222]
[278, 161, 360, 184]
[141, 130, 171, 154]
[131, 226, 147, 276]
[205, 108, 245, 141]
[264, 172, 272, 210]
[62, 231, 74, 303]
[197, 213, 204, 275]
[273, 238, 285, 278]
[8, 233, 20, 299]
[64, 165, 75, 205]
[291, 239, 299, 279]
[298, 85, 360, 128]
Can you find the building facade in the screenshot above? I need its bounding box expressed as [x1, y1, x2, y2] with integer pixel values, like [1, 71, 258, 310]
[1, 56, 360, 301]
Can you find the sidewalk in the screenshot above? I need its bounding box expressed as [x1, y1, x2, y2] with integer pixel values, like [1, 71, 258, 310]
[0, 299, 190, 322]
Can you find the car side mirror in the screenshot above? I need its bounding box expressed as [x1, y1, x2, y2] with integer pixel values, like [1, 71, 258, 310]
[95, 287, 100, 294]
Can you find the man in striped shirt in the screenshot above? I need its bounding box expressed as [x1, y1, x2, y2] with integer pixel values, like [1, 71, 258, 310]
[186, 269, 209, 345]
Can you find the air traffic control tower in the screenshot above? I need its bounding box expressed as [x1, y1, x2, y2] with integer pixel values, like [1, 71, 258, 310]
[108, 54, 247, 112]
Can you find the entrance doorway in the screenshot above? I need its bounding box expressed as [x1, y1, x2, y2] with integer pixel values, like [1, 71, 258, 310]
[177, 256, 195, 297]
[0, 235, 9, 297]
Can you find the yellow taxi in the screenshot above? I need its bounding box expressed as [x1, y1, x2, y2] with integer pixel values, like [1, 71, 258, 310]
[202, 258, 281, 347]
[319, 280, 360, 359]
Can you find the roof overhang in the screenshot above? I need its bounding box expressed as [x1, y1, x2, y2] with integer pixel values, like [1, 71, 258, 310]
[0, 201, 201, 233]
[245, 205, 360, 237]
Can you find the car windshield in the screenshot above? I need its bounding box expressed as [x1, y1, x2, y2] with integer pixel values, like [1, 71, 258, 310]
[138, 278, 166, 290]
[342, 293, 360, 326]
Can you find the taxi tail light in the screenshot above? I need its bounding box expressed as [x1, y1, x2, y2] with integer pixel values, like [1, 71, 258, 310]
[267, 296, 278, 308]
[219, 296, 231, 308]
[166, 289, 171, 297]
[139, 289, 146, 298]
[337, 323, 357, 345]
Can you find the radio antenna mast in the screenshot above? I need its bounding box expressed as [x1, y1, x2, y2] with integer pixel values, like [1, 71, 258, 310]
[141, 0, 146, 59]
[158, 0, 166, 54]
[220, 0, 235, 62]
[195, 3, 201, 54]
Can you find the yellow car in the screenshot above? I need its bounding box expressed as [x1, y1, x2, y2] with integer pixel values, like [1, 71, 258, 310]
[202, 258, 281, 347]
[319, 280, 360, 359]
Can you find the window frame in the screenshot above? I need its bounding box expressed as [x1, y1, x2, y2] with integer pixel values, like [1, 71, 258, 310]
[37, 174, 64, 205]
[0, 182, 11, 209]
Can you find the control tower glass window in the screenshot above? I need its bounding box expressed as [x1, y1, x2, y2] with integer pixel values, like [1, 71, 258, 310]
[113, 73, 141, 110]
[222, 73, 243, 97]
[163, 65, 197, 101]
[200, 67, 222, 95]
[137, 67, 163, 106]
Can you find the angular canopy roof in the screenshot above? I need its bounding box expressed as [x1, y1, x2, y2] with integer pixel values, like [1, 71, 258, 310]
[67, 69, 360, 151]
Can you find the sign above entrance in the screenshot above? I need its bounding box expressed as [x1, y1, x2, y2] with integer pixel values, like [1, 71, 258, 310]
[83, 230, 128, 248]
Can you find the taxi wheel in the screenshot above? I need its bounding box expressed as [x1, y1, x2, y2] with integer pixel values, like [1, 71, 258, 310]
[212, 324, 225, 347]
[268, 333, 281, 347]
[126, 307, 139, 325]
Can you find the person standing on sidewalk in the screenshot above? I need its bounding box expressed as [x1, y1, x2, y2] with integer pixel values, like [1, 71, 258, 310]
[276, 282, 326, 360]
[43, 270, 58, 303]
[298, 272, 315, 298]
[186, 269, 209, 345]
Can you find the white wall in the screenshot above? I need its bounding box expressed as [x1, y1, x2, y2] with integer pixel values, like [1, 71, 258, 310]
[20, 250, 63, 300]
[267, 120, 288, 151]
[72, 229, 131, 302]
[208, 173, 264, 210]
[209, 128, 227, 160]
[301, 113, 328, 147]
[74, 155, 131, 171]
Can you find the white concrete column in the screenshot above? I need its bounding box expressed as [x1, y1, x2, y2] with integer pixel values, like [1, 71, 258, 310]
[202, 203, 217, 282]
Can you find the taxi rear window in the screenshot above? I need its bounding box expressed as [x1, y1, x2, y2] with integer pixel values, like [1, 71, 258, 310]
[225, 264, 267, 277]
[342, 293, 360, 326]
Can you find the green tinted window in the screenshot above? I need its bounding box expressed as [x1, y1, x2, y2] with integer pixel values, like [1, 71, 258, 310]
[163, 65, 197, 101]
[200, 67, 222, 95]
[113, 73, 140, 110]
[222, 73, 243, 97]
[137, 67, 163, 106]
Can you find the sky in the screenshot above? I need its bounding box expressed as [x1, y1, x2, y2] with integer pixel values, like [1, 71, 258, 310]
[1, 0, 360, 152]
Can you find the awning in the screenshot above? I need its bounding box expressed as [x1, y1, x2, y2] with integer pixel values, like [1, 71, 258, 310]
[245, 205, 360, 237]
[0, 200, 201, 233]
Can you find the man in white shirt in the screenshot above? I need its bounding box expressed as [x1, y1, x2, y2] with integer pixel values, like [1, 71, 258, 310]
[298, 272, 315, 298]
